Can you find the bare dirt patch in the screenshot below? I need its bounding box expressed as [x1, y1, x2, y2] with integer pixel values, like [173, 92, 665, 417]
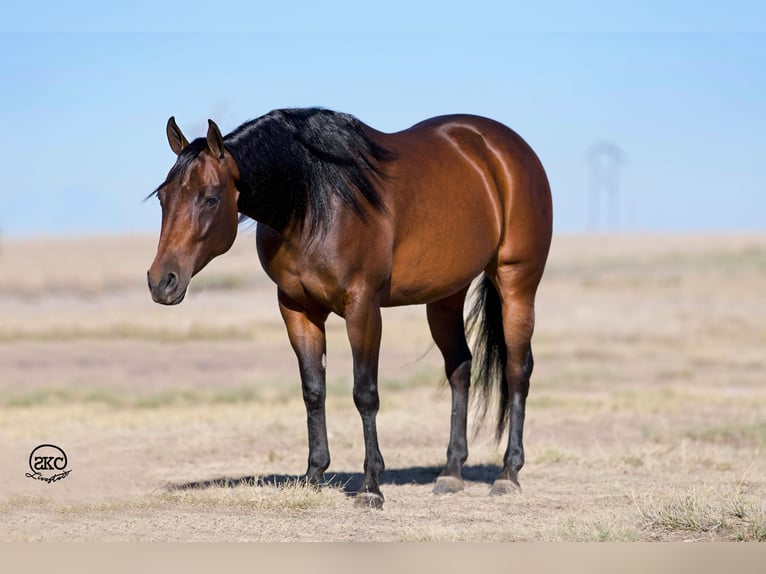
[1, 233, 764, 541]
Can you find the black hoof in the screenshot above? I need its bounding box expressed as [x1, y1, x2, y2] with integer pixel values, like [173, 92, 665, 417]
[432, 475, 465, 494]
[301, 474, 324, 487]
[354, 491, 384, 509]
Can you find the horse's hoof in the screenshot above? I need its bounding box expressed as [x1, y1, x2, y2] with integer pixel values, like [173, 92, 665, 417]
[301, 474, 324, 488]
[354, 492, 384, 509]
[433, 475, 465, 494]
[489, 478, 522, 496]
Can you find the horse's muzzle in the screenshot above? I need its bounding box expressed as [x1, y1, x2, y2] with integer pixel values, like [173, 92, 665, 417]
[147, 269, 187, 305]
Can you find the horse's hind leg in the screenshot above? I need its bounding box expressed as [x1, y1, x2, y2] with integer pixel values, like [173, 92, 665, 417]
[491, 266, 538, 496]
[427, 287, 472, 494]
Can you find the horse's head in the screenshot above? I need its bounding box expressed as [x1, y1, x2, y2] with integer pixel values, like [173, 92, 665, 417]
[147, 117, 240, 305]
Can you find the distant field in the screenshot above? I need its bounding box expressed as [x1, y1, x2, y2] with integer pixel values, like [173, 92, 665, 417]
[1, 232, 764, 541]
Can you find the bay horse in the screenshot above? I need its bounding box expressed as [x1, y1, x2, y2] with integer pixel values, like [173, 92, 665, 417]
[147, 108, 552, 508]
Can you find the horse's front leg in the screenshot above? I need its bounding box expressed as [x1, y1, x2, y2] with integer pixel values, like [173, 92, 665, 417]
[278, 290, 330, 484]
[345, 294, 385, 509]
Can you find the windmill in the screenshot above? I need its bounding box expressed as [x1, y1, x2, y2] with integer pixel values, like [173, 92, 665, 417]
[586, 142, 625, 231]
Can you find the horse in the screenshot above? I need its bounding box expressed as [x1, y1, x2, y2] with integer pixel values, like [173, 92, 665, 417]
[147, 108, 552, 508]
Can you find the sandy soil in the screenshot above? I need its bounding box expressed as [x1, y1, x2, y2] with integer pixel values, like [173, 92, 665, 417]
[0, 232, 764, 541]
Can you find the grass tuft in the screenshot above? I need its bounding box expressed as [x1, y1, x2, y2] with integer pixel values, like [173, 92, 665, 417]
[558, 515, 641, 542]
[636, 487, 766, 541]
[158, 479, 345, 512]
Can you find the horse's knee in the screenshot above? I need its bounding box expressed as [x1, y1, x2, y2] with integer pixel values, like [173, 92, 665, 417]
[353, 381, 379, 412]
[302, 379, 326, 411]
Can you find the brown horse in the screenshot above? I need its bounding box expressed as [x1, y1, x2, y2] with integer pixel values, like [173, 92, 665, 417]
[147, 108, 552, 508]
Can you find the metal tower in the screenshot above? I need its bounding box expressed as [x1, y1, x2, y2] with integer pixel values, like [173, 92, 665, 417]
[586, 142, 625, 231]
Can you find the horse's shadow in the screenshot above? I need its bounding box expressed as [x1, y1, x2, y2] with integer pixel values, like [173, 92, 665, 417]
[167, 464, 501, 495]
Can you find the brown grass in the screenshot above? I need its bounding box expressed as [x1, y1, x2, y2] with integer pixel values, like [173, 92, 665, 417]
[1, 233, 765, 541]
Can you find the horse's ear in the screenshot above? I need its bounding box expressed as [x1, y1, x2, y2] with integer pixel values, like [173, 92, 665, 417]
[206, 119, 225, 160]
[166, 116, 189, 156]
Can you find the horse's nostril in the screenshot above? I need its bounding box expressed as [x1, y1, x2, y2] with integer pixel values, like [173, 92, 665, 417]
[165, 272, 178, 294]
[146, 271, 152, 290]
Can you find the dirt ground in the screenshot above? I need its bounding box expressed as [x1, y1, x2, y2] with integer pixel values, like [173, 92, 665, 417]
[0, 232, 764, 541]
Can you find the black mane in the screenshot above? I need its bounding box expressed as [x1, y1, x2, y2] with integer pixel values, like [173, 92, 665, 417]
[226, 108, 395, 234]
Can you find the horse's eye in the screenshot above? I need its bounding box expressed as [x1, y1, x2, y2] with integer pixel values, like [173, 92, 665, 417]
[204, 195, 220, 208]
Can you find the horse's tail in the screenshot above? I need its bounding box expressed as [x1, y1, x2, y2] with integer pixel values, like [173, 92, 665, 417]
[467, 274, 508, 441]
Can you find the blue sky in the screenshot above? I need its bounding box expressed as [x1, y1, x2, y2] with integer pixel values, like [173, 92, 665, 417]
[1, 2, 764, 236]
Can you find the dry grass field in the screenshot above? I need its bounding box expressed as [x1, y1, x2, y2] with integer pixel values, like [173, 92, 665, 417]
[0, 231, 764, 541]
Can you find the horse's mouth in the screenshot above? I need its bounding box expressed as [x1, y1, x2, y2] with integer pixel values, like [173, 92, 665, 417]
[151, 287, 187, 306]
[167, 289, 187, 305]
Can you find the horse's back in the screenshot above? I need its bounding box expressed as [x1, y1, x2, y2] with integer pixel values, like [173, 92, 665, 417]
[372, 115, 552, 305]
